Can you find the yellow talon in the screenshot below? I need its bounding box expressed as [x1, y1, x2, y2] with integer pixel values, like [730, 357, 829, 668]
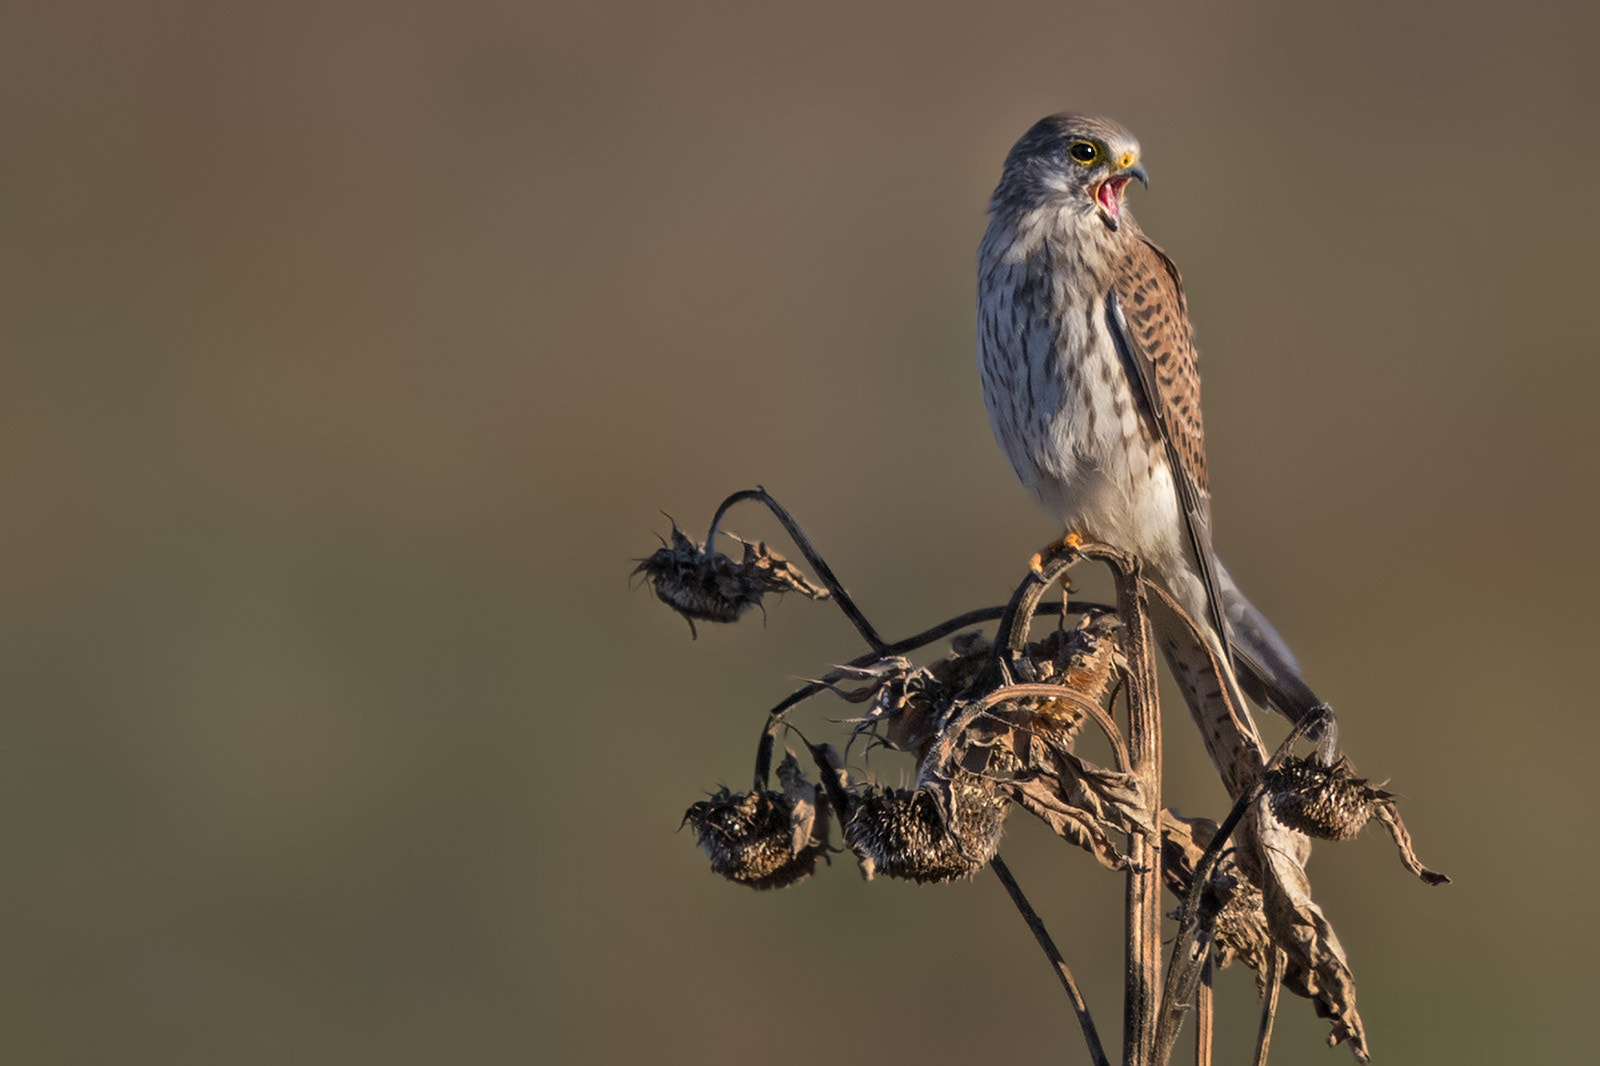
[1030, 530, 1085, 575]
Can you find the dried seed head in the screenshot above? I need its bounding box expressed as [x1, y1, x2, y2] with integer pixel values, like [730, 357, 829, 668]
[1015, 611, 1122, 689]
[1177, 868, 1275, 993]
[681, 754, 829, 890]
[998, 611, 1124, 750]
[1264, 755, 1391, 841]
[843, 771, 1009, 883]
[853, 633, 991, 756]
[1161, 811, 1274, 992]
[635, 525, 828, 633]
[1210, 873, 1274, 982]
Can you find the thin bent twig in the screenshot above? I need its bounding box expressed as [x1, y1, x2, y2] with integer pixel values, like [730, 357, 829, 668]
[1252, 948, 1284, 1066]
[749, 600, 1089, 787]
[705, 486, 889, 654]
[1195, 957, 1214, 1066]
[990, 856, 1112, 1066]
[1153, 707, 1332, 1063]
[973, 682, 1131, 773]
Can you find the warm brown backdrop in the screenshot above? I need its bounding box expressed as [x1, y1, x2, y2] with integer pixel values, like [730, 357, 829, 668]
[5, 2, 1596, 1062]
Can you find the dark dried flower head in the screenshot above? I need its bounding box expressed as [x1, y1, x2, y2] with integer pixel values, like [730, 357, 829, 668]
[1264, 755, 1389, 841]
[994, 611, 1125, 753]
[636, 525, 828, 634]
[1262, 757, 1450, 886]
[844, 771, 1009, 883]
[1161, 811, 1274, 992]
[682, 754, 829, 890]
[1015, 611, 1122, 687]
[847, 631, 994, 759]
[848, 615, 1118, 765]
[1211, 873, 1273, 980]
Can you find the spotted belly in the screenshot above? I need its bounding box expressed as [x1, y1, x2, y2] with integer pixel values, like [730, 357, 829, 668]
[979, 289, 1191, 588]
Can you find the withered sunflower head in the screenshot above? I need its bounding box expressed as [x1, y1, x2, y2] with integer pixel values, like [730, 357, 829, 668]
[636, 525, 828, 635]
[1263, 755, 1391, 842]
[681, 753, 829, 890]
[843, 771, 1009, 883]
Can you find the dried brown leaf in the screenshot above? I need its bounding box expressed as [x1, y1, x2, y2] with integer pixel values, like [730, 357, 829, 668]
[1011, 775, 1135, 870]
[1013, 743, 1151, 834]
[728, 533, 830, 600]
[1251, 798, 1369, 1062]
[811, 657, 914, 703]
[776, 751, 822, 857]
[1265, 756, 1450, 886]
[1372, 803, 1451, 886]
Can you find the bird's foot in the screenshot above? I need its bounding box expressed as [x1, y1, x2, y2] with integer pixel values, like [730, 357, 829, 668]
[1029, 530, 1085, 575]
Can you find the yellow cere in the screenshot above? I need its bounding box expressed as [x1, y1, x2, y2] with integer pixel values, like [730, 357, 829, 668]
[1117, 151, 1137, 170]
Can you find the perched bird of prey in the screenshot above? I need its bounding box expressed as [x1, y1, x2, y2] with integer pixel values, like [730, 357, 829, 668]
[977, 114, 1323, 782]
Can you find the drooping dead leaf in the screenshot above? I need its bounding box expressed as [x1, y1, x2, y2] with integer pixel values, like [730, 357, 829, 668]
[1265, 755, 1450, 886]
[1251, 797, 1369, 1061]
[1011, 774, 1136, 870]
[1372, 803, 1450, 886]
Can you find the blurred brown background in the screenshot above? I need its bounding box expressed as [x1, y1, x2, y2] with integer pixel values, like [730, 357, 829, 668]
[4, 1, 1596, 1062]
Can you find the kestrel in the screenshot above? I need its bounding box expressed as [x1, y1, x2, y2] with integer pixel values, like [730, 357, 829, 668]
[977, 114, 1322, 781]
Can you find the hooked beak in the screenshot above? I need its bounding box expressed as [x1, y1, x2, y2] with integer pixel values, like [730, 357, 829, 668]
[1093, 159, 1149, 231]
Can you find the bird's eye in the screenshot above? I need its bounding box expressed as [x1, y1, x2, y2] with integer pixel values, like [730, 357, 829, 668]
[1067, 141, 1099, 164]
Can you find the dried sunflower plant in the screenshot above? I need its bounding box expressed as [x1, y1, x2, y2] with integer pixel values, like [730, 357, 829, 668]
[636, 487, 1446, 1066]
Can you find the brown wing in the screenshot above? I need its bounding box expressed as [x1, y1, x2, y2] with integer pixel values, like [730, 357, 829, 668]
[1113, 239, 1209, 498]
[1105, 238, 1232, 658]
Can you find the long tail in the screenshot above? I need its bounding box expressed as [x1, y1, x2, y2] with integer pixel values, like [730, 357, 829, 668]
[1143, 560, 1326, 799]
[1214, 561, 1325, 725]
[1146, 588, 1266, 799]
[1146, 565, 1365, 1058]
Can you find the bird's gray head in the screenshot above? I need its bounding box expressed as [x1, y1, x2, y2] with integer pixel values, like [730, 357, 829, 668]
[990, 113, 1149, 234]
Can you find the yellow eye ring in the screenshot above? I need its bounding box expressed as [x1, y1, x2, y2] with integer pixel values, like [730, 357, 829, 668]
[1067, 141, 1099, 165]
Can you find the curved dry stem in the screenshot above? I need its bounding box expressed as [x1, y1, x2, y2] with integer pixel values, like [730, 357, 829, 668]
[704, 487, 889, 654]
[751, 600, 1102, 786]
[1154, 706, 1333, 1063]
[931, 544, 1109, 774]
[998, 551, 1081, 654]
[975, 546, 1083, 693]
[1196, 958, 1214, 1066]
[974, 682, 1130, 773]
[1252, 948, 1284, 1066]
[990, 856, 1112, 1066]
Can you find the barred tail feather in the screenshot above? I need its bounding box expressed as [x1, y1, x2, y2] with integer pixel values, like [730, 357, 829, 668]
[1214, 562, 1325, 725]
[1146, 591, 1266, 801]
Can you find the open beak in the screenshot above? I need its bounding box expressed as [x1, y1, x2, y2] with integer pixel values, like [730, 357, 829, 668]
[1093, 161, 1149, 231]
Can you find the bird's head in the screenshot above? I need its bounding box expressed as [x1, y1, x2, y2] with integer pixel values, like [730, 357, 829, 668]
[992, 113, 1149, 233]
